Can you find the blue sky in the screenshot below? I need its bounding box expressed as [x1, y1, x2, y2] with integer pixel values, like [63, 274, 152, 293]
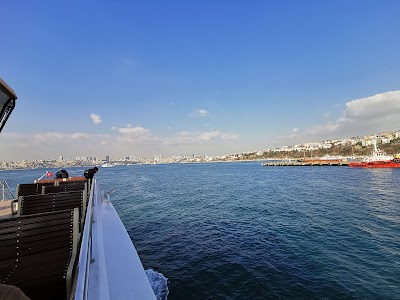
[1, 1, 400, 160]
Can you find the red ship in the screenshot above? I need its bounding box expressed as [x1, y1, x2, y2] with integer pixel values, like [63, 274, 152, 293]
[349, 141, 400, 168]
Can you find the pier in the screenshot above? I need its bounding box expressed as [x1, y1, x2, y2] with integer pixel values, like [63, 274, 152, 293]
[262, 161, 350, 167]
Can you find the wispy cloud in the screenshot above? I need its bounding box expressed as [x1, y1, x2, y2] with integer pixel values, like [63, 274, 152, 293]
[112, 124, 156, 143]
[0, 131, 114, 160]
[90, 113, 102, 124]
[189, 109, 209, 117]
[198, 130, 222, 141]
[221, 133, 240, 140]
[163, 130, 239, 145]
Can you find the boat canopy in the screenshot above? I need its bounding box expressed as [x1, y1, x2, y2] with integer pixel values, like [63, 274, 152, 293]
[0, 78, 17, 133]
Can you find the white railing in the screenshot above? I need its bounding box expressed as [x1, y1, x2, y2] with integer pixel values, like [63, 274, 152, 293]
[74, 178, 96, 300]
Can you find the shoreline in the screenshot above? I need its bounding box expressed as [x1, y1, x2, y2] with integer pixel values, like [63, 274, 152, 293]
[0, 157, 365, 170]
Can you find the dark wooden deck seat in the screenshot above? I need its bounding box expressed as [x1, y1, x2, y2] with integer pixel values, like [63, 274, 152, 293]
[55, 180, 90, 198]
[17, 191, 87, 230]
[16, 182, 54, 197]
[0, 208, 79, 300]
[42, 181, 87, 195]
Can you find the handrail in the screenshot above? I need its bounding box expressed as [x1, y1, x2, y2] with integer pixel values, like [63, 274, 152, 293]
[74, 178, 96, 300]
[1, 180, 14, 200]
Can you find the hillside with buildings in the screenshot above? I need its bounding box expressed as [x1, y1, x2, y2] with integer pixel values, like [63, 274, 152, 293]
[230, 131, 400, 161]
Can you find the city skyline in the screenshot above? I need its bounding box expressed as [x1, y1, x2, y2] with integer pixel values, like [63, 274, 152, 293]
[2, 129, 399, 165]
[2, 1, 400, 161]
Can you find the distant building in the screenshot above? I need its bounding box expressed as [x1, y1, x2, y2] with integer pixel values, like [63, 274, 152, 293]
[106, 155, 110, 163]
[59, 156, 63, 161]
[362, 140, 373, 146]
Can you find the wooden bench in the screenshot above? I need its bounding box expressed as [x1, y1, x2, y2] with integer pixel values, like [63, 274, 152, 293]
[11, 183, 57, 216]
[42, 181, 87, 195]
[0, 208, 79, 300]
[16, 182, 54, 197]
[16, 191, 87, 231]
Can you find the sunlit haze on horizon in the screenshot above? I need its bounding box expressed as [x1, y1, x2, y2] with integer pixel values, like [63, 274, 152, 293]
[1, 1, 400, 161]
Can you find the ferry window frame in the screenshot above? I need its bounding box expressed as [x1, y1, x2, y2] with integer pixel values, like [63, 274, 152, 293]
[0, 80, 17, 133]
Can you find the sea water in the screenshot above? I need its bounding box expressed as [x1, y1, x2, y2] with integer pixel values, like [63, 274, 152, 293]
[1, 162, 399, 299]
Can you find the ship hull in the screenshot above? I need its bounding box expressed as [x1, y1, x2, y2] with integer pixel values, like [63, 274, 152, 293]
[349, 161, 400, 168]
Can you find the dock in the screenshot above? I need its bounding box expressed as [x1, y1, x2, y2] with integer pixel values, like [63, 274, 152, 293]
[262, 161, 350, 167]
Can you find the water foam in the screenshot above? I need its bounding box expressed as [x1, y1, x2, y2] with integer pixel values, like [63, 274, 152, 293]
[145, 269, 169, 300]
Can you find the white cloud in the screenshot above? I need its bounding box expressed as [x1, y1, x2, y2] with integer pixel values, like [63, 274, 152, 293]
[163, 130, 239, 145]
[189, 109, 209, 117]
[279, 90, 400, 145]
[0, 131, 115, 161]
[118, 127, 149, 135]
[113, 125, 155, 143]
[221, 133, 240, 140]
[198, 109, 209, 117]
[90, 113, 102, 124]
[29, 132, 110, 144]
[71, 133, 89, 140]
[344, 91, 400, 120]
[176, 131, 192, 136]
[198, 130, 222, 141]
[287, 128, 300, 139]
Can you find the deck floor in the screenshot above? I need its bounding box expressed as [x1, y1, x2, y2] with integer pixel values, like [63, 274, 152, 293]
[0, 200, 14, 219]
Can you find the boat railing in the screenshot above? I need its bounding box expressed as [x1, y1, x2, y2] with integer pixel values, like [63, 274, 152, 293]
[1, 180, 14, 201]
[74, 178, 96, 300]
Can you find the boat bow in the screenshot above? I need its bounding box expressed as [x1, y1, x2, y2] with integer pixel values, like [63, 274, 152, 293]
[74, 179, 156, 300]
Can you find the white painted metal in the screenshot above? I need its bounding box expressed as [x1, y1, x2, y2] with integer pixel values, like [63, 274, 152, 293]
[74, 179, 156, 300]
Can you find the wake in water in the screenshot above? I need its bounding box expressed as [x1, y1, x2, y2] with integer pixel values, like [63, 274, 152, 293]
[145, 269, 169, 300]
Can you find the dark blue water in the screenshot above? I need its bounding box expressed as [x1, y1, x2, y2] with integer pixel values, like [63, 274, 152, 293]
[2, 163, 399, 299]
